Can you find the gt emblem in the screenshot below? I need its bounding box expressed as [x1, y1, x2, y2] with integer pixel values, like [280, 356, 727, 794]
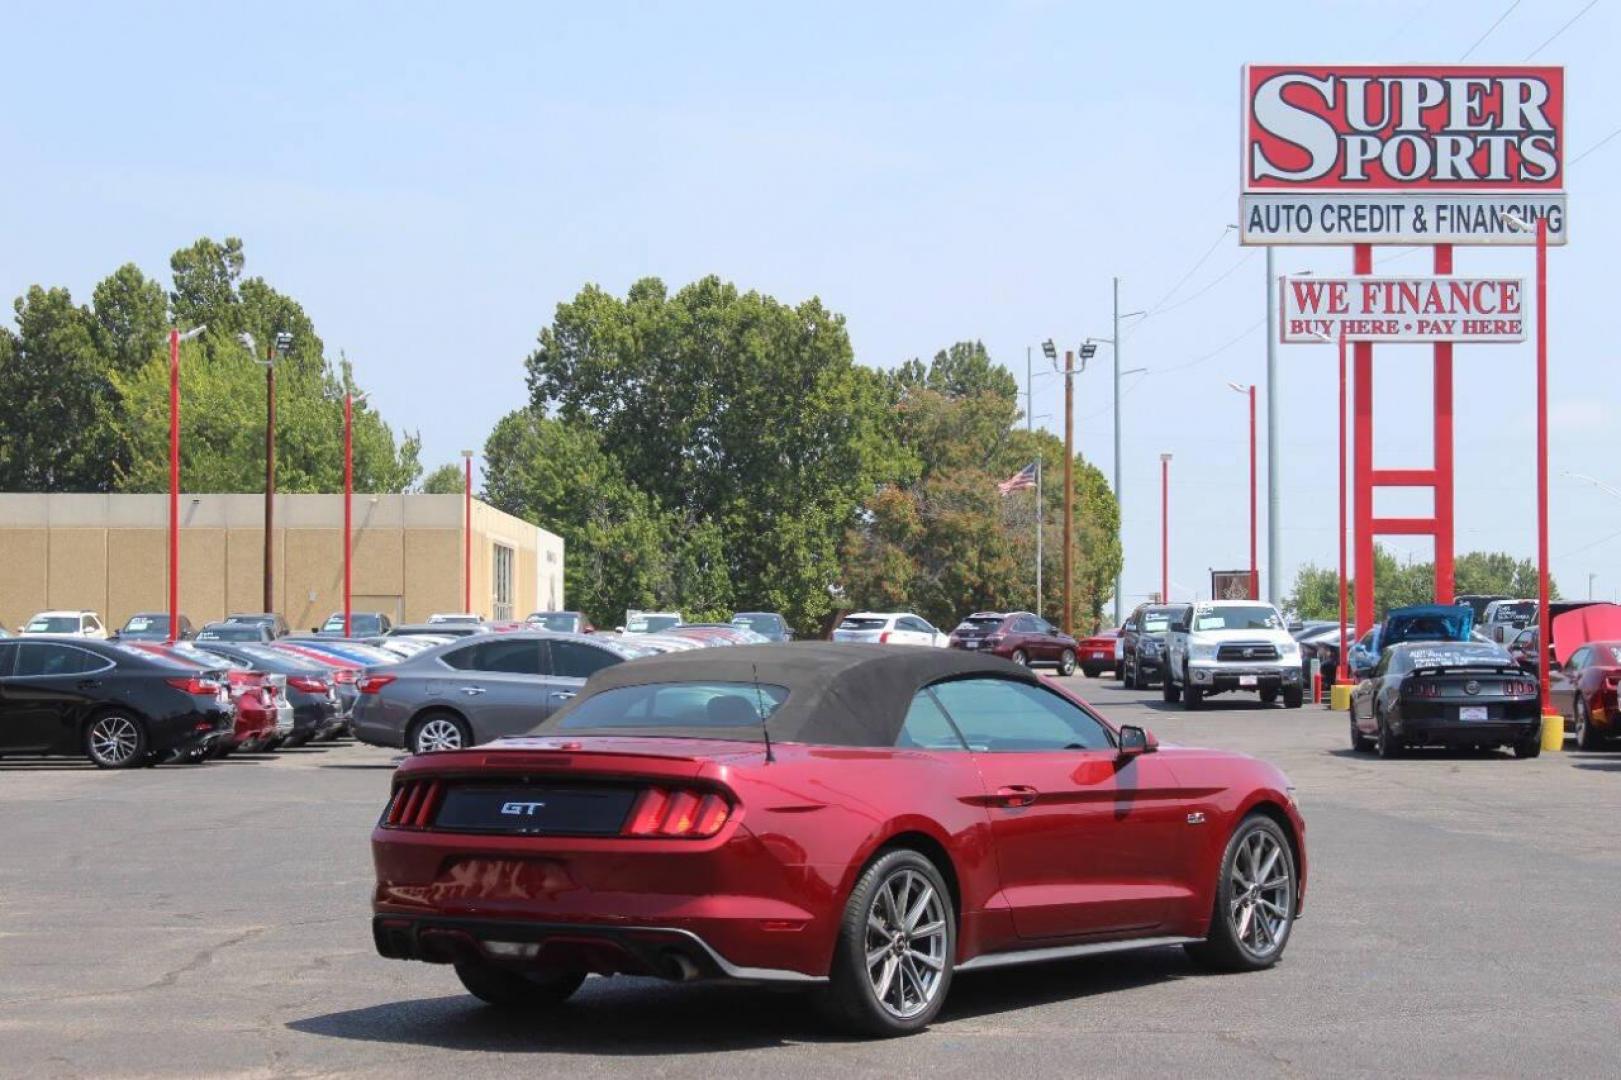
[500, 801, 547, 816]
[1186, 812, 1206, 825]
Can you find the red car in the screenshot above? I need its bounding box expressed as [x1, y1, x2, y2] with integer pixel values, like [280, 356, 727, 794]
[126, 642, 289, 754]
[1076, 628, 1121, 678]
[946, 611, 1080, 674]
[1551, 640, 1621, 750]
[371, 645, 1306, 1036]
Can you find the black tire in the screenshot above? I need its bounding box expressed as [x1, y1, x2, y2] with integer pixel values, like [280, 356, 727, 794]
[1185, 814, 1297, 972]
[1130, 661, 1147, 691]
[1375, 711, 1402, 759]
[1081, 665, 1101, 679]
[84, 711, 148, 769]
[1574, 698, 1603, 751]
[1010, 649, 1028, 667]
[822, 848, 955, 1037]
[1163, 677, 1181, 704]
[454, 962, 585, 1008]
[1349, 708, 1373, 752]
[409, 712, 472, 755]
[1259, 687, 1279, 705]
[1058, 650, 1077, 677]
[1183, 685, 1203, 710]
[1282, 685, 1303, 709]
[1513, 730, 1543, 759]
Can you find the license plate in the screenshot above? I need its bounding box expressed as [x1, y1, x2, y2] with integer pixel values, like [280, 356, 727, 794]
[1239, 675, 1258, 687]
[1459, 705, 1488, 721]
[963, 641, 979, 649]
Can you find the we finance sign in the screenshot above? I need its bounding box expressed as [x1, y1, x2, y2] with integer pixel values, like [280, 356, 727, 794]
[1278, 276, 1526, 344]
[1240, 65, 1567, 246]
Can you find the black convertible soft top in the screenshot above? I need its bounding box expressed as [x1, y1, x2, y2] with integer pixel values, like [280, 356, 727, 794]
[535, 642, 1039, 747]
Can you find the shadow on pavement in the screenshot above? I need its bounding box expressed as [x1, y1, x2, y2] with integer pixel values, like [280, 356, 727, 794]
[287, 948, 1195, 1054]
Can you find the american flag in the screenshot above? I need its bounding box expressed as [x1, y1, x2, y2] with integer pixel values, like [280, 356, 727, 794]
[997, 462, 1038, 495]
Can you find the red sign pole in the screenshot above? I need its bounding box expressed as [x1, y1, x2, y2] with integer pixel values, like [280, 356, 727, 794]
[1433, 245, 1456, 604]
[168, 328, 181, 644]
[1353, 244, 1374, 637]
[1337, 326, 1349, 683]
[1535, 216, 1552, 720]
[1248, 384, 1258, 601]
[343, 393, 354, 637]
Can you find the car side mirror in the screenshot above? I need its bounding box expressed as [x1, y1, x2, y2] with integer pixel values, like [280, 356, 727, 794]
[1117, 725, 1156, 760]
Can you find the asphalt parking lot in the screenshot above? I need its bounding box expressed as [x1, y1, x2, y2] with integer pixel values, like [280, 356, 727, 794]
[4, 675, 1619, 1079]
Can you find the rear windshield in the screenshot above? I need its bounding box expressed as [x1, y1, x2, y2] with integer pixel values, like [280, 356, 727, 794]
[529, 613, 580, 632]
[730, 614, 782, 633]
[197, 624, 264, 641]
[1403, 644, 1512, 669]
[1490, 602, 1535, 622]
[547, 681, 789, 734]
[1192, 605, 1282, 632]
[839, 617, 888, 631]
[955, 616, 1004, 631]
[26, 616, 81, 633]
[626, 615, 680, 634]
[109, 643, 198, 670]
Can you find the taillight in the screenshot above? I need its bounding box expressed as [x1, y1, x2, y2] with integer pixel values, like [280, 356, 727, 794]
[623, 787, 731, 838]
[358, 674, 397, 695]
[1407, 681, 1441, 698]
[287, 676, 328, 694]
[166, 676, 222, 696]
[879, 631, 892, 644]
[383, 779, 442, 829]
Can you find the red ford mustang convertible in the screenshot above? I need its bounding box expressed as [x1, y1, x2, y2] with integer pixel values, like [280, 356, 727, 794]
[371, 644, 1306, 1036]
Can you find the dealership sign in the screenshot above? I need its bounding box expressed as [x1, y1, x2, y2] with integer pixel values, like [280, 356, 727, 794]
[1278, 275, 1526, 343]
[1240, 65, 1566, 245]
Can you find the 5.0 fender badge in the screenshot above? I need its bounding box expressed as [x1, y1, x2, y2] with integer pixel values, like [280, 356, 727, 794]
[1186, 812, 1206, 825]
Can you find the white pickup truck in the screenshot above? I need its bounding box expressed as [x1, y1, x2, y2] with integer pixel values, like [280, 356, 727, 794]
[1163, 600, 1304, 709]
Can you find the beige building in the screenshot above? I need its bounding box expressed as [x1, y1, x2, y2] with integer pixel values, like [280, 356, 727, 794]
[0, 493, 564, 634]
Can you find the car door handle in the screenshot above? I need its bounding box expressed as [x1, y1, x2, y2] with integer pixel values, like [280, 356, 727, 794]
[549, 691, 576, 701]
[996, 785, 1038, 808]
[458, 686, 487, 696]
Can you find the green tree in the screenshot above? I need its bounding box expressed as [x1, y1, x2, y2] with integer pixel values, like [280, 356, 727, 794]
[1286, 547, 1558, 622]
[420, 463, 466, 494]
[0, 286, 125, 491]
[524, 276, 900, 630]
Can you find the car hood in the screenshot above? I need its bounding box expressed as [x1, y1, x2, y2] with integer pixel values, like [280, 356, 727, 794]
[1379, 604, 1473, 651]
[1552, 603, 1621, 664]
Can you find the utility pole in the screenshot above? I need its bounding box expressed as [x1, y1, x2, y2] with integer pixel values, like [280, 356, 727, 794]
[264, 346, 276, 613]
[1062, 348, 1074, 636]
[1161, 453, 1172, 602]
[1028, 346, 1042, 617]
[1265, 247, 1280, 604]
[1112, 277, 1122, 626]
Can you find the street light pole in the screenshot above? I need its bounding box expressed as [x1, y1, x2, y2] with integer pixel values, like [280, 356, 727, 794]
[1265, 247, 1280, 605]
[1534, 215, 1552, 728]
[462, 450, 475, 614]
[1112, 277, 1121, 625]
[1228, 382, 1259, 600]
[1062, 348, 1074, 636]
[343, 391, 369, 637]
[1160, 453, 1172, 602]
[167, 324, 205, 642]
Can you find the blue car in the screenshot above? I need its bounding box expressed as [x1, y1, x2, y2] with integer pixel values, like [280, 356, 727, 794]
[1350, 604, 1475, 676]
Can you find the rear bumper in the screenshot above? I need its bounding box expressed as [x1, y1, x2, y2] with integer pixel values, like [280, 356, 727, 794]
[1394, 715, 1539, 745]
[372, 914, 824, 984]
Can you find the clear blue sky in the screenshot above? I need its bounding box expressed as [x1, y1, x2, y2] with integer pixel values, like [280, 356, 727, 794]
[4, 1, 1617, 610]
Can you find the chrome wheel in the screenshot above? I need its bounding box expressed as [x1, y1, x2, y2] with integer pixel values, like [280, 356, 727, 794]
[1059, 650, 1076, 676]
[1010, 649, 1028, 666]
[1228, 829, 1292, 960]
[88, 715, 140, 767]
[863, 868, 947, 1020]
[414, 717, 466, 753]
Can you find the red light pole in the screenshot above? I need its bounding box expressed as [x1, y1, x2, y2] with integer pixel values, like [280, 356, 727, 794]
[1160, 453, 1172, 602]
[167, 325, 205, 643]
[1336, 327, 1349, 684]
[462, 450, 474, 614]
[1534, 215, 1553, 724]
[1228, 382, 1258, 600]
[343, 392, 368, 637]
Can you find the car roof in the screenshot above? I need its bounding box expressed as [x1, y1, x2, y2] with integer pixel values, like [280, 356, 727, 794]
[33, 610, 95, 617]
[538, 642, 1042, 747]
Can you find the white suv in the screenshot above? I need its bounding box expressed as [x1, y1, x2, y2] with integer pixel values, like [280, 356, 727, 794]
[1163, 600, 1302, 709]
[831, 612, 949, 647]
[20, 610, 108, 639]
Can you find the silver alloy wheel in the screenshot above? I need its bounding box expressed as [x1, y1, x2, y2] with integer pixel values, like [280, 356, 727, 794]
[414, 717, 465, 753]
[89, 715, 140, 766]
[1060, 650, 1076, 676]
[1228, 828, 1292, 959]
[1011, 649, 1028, 666]
[863, 867, 948, 1020]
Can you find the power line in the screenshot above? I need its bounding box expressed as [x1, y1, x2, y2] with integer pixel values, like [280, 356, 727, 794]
[1570, 123, 1621, 166]
[1526, 0, 1602, 59]
[1459, 0, 1522, 60]
[1148, 317, 1267, 377]
[1150, 250, 1261, 317]
[1140, 225, 1237, 317]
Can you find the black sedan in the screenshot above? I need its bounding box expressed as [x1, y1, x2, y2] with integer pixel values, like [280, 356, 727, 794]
[181, 641, 345, 745]
[0, 638, 234, 767]
[1348, 640, 1542, 759]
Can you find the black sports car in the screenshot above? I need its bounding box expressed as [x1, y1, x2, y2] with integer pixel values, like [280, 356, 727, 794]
[1348, 640, 1541, 759]
[0, 638, 234, 767]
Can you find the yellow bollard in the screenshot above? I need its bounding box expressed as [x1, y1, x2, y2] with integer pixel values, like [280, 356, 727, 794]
[1539, 710, 1565, 752]
[1330, 683, 1355, 711]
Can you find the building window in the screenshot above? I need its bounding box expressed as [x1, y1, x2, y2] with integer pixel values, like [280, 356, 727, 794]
[492, 543, 514, 621]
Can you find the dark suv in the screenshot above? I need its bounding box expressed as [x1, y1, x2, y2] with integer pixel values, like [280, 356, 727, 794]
[947, 611, 1079, 674]
[1119, 603, 1183, 689]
